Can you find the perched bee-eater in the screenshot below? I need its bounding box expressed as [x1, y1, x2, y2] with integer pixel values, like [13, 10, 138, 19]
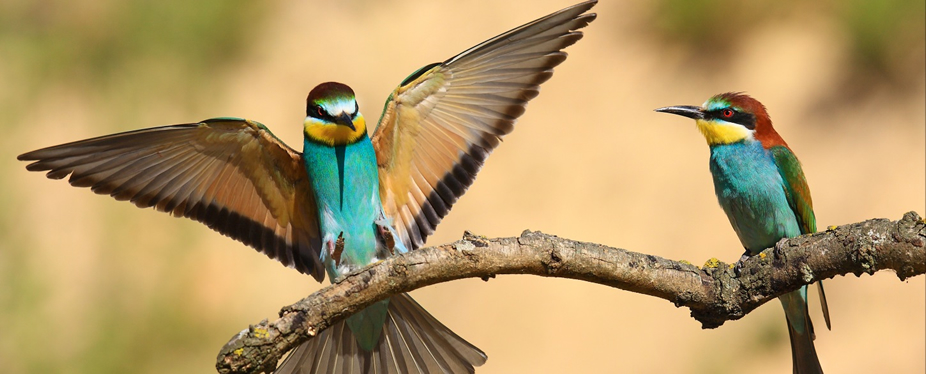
[656, 93, 831, 374]
[18, 1, 597, 373]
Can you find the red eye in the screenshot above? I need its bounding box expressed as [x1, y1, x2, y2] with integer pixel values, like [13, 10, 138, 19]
[316, 106, 325, 117]
[721, 109, 734, 118]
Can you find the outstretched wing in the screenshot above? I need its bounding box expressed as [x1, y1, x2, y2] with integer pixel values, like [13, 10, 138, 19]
[371, 0, 597, 250]
[770, 144, 830, 329]
[18, 118, 326, 281]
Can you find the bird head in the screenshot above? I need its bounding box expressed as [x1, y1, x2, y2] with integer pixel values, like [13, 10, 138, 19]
[304, 82, 366, 146]
[655, 92, 782, 147]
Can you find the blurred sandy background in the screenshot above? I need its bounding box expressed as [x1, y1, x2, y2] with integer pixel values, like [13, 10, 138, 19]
[1, 1, 923, 373]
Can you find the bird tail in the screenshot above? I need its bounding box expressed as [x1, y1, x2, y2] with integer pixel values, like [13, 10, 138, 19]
[781, 287, 823, 374]
[275, 293, 486, 374]
[786, 316, 823, 374]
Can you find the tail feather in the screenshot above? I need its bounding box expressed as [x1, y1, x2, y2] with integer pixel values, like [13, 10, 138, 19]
[334, 321, 361, 373]
[385, 304, 442, 372]
[816, 281, 831, 330]
[389, 295, 484, 372]
[781, 288, 823, 374]
[276, 293, 485, 374]
[373, 319, 409, 373]
[786, 316, 823, 374]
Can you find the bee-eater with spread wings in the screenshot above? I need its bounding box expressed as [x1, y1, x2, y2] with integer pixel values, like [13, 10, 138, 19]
[19, 1, 598, 373]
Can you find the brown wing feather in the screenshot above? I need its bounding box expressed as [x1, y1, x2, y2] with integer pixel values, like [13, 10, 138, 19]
[18, 118, 325, 281]
[372, 1, 597, 250]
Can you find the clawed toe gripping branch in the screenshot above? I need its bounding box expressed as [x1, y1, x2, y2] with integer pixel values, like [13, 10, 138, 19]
[216, 211, 925, 374]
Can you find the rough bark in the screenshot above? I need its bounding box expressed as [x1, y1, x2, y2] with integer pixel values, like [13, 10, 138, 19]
[216, 211, 925, 374]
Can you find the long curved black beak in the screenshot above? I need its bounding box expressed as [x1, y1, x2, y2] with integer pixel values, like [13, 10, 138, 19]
[655, 105, 705, 120]
[335, 112, 356, 131]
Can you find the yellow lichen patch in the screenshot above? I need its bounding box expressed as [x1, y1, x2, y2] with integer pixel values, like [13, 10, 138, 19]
[759, 252, 767, 259]
[728, 263, 735, 269]
[253, 328, 269, 339]
[234, 348, 244, 356]
[703, 258, 721, 268]
[679, 260, 691, 265]
[827, 225, 838, 231]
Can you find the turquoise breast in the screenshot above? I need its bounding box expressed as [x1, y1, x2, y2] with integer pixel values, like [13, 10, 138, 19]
[302, 133, 382, 278]
[303, 133, 391, 350]
[708, 140, 801, 253]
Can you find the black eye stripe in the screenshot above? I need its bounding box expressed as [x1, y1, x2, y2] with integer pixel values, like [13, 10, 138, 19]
[307, 104, 324, 119]
[706, 109, 756, 130]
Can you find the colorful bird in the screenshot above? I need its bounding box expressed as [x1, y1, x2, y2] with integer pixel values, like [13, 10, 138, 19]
[655, 93, 831, 374]
[17, 1, 597, 373]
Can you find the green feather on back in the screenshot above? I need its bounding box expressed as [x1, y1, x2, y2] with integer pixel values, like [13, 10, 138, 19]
[770, 145, 816, 234]
[771, 144, 830, 330]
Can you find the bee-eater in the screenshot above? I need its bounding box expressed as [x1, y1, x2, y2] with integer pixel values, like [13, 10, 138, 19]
[655, 93, 831, 374]
[18, 1, 597, 373]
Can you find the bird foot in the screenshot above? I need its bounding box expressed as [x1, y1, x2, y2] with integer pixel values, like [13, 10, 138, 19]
[733, 251, 751, 276]
[376, 223, 396, 255]
[328, 232, 345, 267]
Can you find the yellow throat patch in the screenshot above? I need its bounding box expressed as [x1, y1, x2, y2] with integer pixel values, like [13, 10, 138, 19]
[304, 115, 367, 146]
[696, 119, 753, 146]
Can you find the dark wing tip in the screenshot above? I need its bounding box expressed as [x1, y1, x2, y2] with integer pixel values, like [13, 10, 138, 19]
[382, 1, 596, 250]
[407, 145, 489, 250]
[18, 122, 326, 283]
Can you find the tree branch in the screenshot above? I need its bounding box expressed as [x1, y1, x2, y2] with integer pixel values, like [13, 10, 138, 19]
[216, 211, 925, 374]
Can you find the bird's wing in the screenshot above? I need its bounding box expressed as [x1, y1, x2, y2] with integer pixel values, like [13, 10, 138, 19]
[19, 118, 326, 281]
[371, 0, 596, 250]
[770, 144, 830, 329]
[769, 145, 815, 234]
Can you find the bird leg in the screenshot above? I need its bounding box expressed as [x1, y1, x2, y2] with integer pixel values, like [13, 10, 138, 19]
[376, 223, 396, 255]
[329, 232, 345, 267]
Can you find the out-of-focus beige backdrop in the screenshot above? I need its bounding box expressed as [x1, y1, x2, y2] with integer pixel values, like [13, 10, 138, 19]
[2, 1, 923, 373]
